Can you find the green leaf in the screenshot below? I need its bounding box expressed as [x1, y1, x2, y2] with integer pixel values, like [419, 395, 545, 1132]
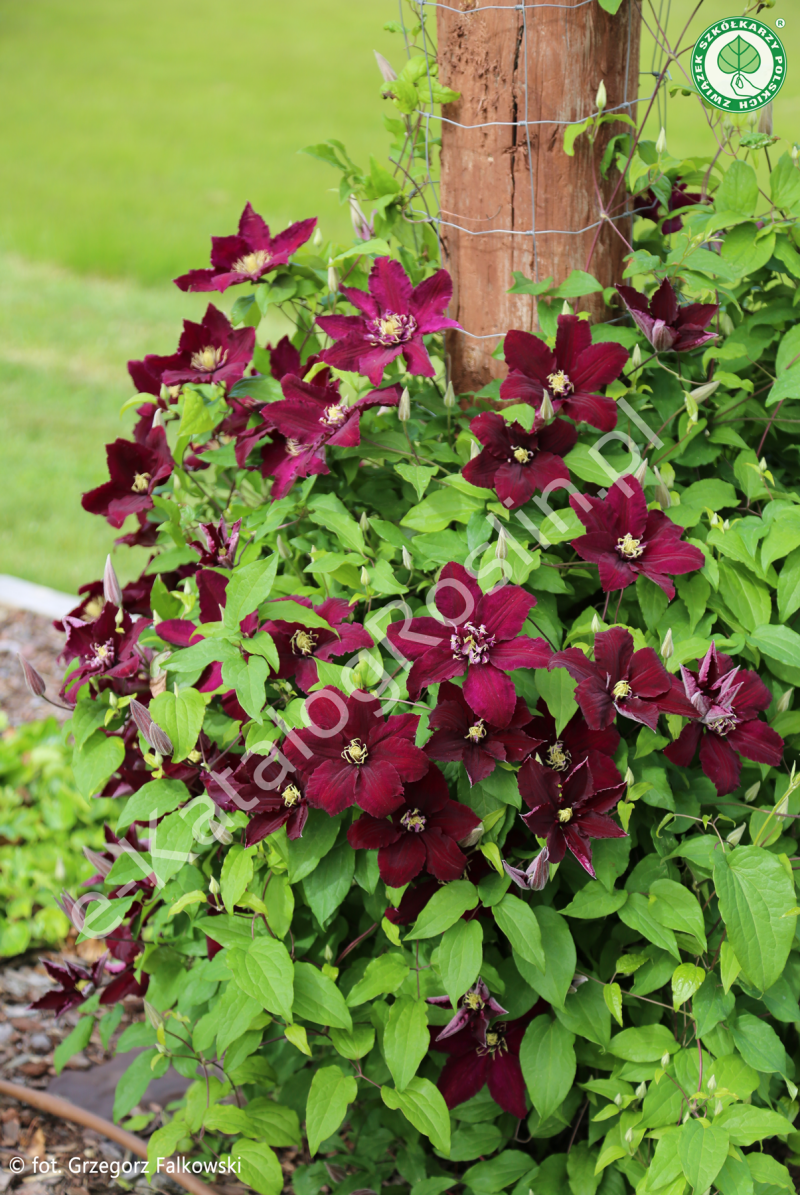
[717, 160, 759, 216]
[303, 1065, 356, 1156]
[561, 881, 628, 920]
[618, 892, 681, 959]
[71, 699, 109, 750]
[346, 952, 410, 1006]
[242, 630, 279, 672]
[671, 963, 706, 1010]
[493, 894, 545, 969]
[235, 1141, 284, 1195]
[713, 846, 795, 992]
[722, 223, 776, 277]
[550, 269, 603, 298]
[221, 653, 267, 721]
[117, 778, 190, 833]
[329, 1024, 375, 1059]
[293, 962, 352, 1030]
[777, 547, 800, 622]
[512, 906, 575, 1010]
[149, 808, 194, 885]
[728, 1013, 789, 1076]
[382, 1076, 451, 1155]
[554, 977, 611, 1048]
[308, 492, 366, 554]
[113, 1050, 169, 1121]
[746, 1152, 794, 1190]
[395, 462, 438, 501]
[405, 881, 479, 939]
[604, 982, 624, 1028]
[609, 1024, 678, 1062]
[437, 919, 483, 1006]
[771, 153, 800, 209]
[384, 996, 429, 1091]
[534, 667, 578, 736]
[148, 687, 205, 762]
[401, 487, 483, 533]
[72, 730, 125, 798]
[229, 939, 294, 1021]
[286, 809, 340, 882]
[302, 841, 354, 928]
[748, 625, 800, 670]
[714, 1103, 796, 1146]
[718, 35, 761, 77]
[677, 1118, 729, 1193]
[650, 879, 707, 950]
[596, 0, 625, 11]
[53, 1015, 94, 1075]
[761, 510, 800, 571]
[220, 843, 254, 914]
[716, 561, 771, 633]
[462, 1151, 536, 1193]
[223, 555, 279, 628]
[519, 1015, 576, 1122]
[258, 600, 336, 630]
[692, 974, 735, 1037]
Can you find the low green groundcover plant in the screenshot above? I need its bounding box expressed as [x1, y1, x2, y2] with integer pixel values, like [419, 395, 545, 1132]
[21, 12, 800, 1195]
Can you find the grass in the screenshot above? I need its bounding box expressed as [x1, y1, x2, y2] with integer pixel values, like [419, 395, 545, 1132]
[0, 0, 796, 590]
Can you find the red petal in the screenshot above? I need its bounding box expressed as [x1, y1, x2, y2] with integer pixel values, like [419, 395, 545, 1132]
[348, 816, 400, 850]
[487, 1053, 528, 1119]
[699, 731, 741, 796]
[663, 721, 702, 768]
[554, 315, 592, 374]
[436, 562, 484, 624]
[353, 759, 406, 817]
[518, 757, 561, 812]
[437, 1052, 490, 1109]
[727, 719, 784, 766]
[503, 329, 554, 383]
[305, 758, 356, 813]
[423, 826, 469, 881]
[478, 584, 537, 640]
[594, 628, 635, 685]
[463, 664, 517, 728]
[378, 835, 427, 886]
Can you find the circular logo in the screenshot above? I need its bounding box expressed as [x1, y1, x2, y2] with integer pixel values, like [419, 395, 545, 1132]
[691, 18, 786, 112]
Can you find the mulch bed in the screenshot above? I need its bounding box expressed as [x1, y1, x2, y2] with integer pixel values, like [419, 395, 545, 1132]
[0, 607, 68, 727]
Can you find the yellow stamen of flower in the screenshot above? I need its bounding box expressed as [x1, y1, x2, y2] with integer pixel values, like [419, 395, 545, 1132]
[85, 597, 104, 619]
[465, 720, 487, 743]
[232, 250, 271, 276]
[612, 679, 632, 699]
[545, 742, 571, 772]
[131, 472, 151, 493]
[290, 629, 317, 657]
[190, 345, 226, 372]
[558, 807, 573, 823]
[547, 369, 572, 396]
[379, 315, 402, 340]
[617, 533, 644, 559]
[282, 784, 302, 807]
[285, 438, 303, 457]
[324, 404, 347, 426]
[342, 737, 369, 765]
[512, 446, 533, 464]
[463, 990, 485, 1010]
[401, 808, 427, 832]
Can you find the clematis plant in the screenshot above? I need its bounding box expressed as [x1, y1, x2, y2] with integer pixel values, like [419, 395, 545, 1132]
[462, 411, 576, 510]
[615, 278, 718, 353]
[174, 203, 317, 292]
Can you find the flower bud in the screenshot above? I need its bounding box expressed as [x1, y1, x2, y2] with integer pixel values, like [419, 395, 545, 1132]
[361, 566, 370, 588]
[402, 546, 413, 570]
[707, 1074, 717, 1092]
[689, 380, 720, 404]
[624, 1127, 634, 1145]
[374, 50, 397, 82]
[614, 1093, 623, 1107]
[625, 767, 635, 787]
[726, 823, 745, 846]
[495, 527, 508, 560]
[792, 143, 800, 163]
[349, 195, 372, 242]
[327, 259, 339, 294]
[633, 459, 647, 484]
[654, 466, 671, 510]
[277, 534, 292, 560]
[103, 555, 123, 608]
[539, 390, 555, 422]
[715, 1099, 723, 1115]
[209, 876, 220, 896]
[359, 511, 370, 533]
[635, 1081, 647, 1099]
[630, 343, 642, 371]
[561, 301, 573, 316]
[443, 381, 456, 409]
[660, 627, 673, 659]
[719, 312, 734, 337]
[758, 103, 773, 137]
[470, 439, 481, 460]
[398, 387, 411, 422]
[661, 1051, 671, 1068]
[656, 126, 667, 154]
[777, 688, 794, 714]
[595, 80, 607, 112]
[19, 656, 46, 698]
[129, 697, 174, 756]
[591, 612, 603, 633]
[312, 226, 324, 248]
[744, 781, 761, 803]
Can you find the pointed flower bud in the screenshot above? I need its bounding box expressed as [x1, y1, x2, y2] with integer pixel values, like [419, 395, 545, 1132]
[719, 312, 734, 337]
[103, 555, 123, 608]
[398, 387, 411, 422]
[635, 1081, 647, 1099]
[495, 527, 508, 560]
[561, 300, 573, 316]
[660, 627, 673, 659]
[591, 612, 603, 633]
[777, 688, 793, 714]
[661, 1051, 671, 1068]
[656, 127, 667, 154]
[625, 767, 635, 787]
[443, 381, 456, 409]
[374, 50, 397, 82]
[654, 466, 671, 510]
[209, 876, 220, 896]
[402, 546, 413, 570]
[689, 380, 720, 405]
[277, 534, 292, 560]
[707, 1074, 717, 1092]
[360, 566, 370, 587]
[539, 390, 555, 422]
[744, 781, 761, 803]
[349, 195, 373, 242]
[19, 656, 47, 698]
[470, 439, 481, 460]
[633, 458, 647, 484]
[152, 407, 167, 430]
[614, 1093, 623, 1107]
[631, 343, 642, 371]
[359, 511, 370, 533]
[726, 823, 746, 846]
[327, 259, 339, 294]
[595, 80, 607, 112]
[129, 697, 173, 756]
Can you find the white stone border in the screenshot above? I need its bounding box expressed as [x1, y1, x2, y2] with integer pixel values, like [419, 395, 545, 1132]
[0, 575, 77, 620]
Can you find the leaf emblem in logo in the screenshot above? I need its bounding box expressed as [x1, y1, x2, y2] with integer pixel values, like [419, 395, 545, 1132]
[718, 35, 761, 92]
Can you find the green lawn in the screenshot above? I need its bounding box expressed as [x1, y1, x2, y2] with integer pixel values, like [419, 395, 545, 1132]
[0, 0, 796, 591]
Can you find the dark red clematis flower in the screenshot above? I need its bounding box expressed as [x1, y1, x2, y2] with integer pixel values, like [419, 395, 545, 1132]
[160, 305, 255, 390]
[284, 687, 429, 818]
[550, 627, 698, 732]
[424, 681, 539, 785]
[30, 957, 108, 1018]
[615, 278, 718, 353]
[115, 511, 160, 549]
[127, 351, 184, 401]
[267, 335, 327, 384]
[189, 517, 241, 569]
[316, 257, 461, 385]
[633, 180, 703, 234]
[500, 314, 628, 433]
[462, 412, 577, 510]
[385, 879, 439, 926]
[428, 978, 508, 1042]
[82, 426, 173, 529]
[204, 751, 309, 844]
[386, 563, 550, 729]
[515, 756, 627, 880]
[432, 1006, 545, 1118]
[570, 474, 705, 598]
[174, 204, 316, 292]
[55, 572, 157, 632]
[60, 603, 148, 702]
[524, 699, 621, 791]
[251, 432, 330, 500]
[260, 596, 374, 693]
[346, 763, 481, 886]
[664, 643, 784, 795]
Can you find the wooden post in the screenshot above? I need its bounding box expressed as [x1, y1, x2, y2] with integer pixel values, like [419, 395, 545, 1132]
[436, 0, 641, 393]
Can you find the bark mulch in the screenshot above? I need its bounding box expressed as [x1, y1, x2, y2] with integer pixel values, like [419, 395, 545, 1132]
[0, 607, 68, 727]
